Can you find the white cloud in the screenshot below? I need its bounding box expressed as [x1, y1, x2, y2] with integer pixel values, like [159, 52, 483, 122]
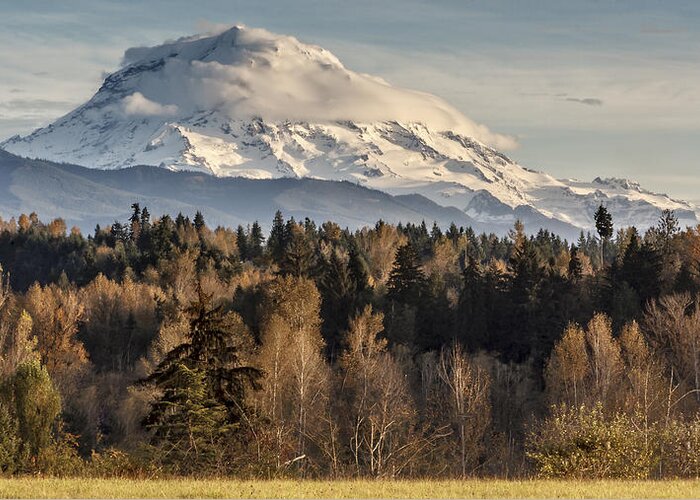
[122, 92, 178, 117]
[117, 26, 517, 150]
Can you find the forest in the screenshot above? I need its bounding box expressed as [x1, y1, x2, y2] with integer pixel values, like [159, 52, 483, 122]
[1, 204, 700, 479]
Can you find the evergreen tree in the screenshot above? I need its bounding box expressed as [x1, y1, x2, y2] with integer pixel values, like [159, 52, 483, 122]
[129, 203, 141, 242]
[249, 222, 264, 259]
[268, 210, 286, 263]
[386, 243, 427, 307]
[175, 212, 187, 228]
[140, 206, 151, 231]
[504, 221, 542, 361]
[617, 229, 661, 309]
[279, 225, 316, 277]
[594, 204, 613, 266]
[446, 223, 460, 243]
[568, 245, 583, 281]
[348, 240, 371, 297]
[430, 222, 443, 242]
[142, 285, 262, 455]
[236, 225, 249, 261]
[456, 256, 488, 350]
[656, 209, 679, 250]
[146, 362, 232, 471]
[319, 250, 357, 356]
[110, 221, 127, 243]
[193, 211, 206, 233]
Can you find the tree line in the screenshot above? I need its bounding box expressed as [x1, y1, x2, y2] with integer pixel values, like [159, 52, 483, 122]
[1, 203, 700, 478]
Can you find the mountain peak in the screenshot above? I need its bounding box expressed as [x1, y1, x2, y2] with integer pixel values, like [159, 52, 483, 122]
[120, 24, 343, 71]
[70, 24, 509, 148]
[2, 25, 697, 233]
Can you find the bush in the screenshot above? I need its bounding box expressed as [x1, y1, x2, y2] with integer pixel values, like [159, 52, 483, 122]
[658, 417, 700, 478]
[0, 404, 21, 475]
[87, 448, 155, 478]
[34, 434, 84, 477]
[527, 404, 655, 479]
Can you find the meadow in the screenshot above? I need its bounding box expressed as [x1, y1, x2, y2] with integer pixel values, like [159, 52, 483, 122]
[1, 478, 700, 499]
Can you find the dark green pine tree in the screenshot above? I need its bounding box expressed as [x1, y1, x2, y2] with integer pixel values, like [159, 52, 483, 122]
[430, 222, 443, 242]
[568, 245, 583, 282]
[175, 212, 187, 228]
[129, 202, 141, 242]
[319, 250, 357, 356]
[279, 225, 316, 277]
[347, 240, 371, 298]
[110, 221, 128, 243]
[508, 228, 541, 308]
[386, 242, 427, 307]
[594, 204, 613, 266]
[193, 211, 206, 233]
[618, 229, 661, 307]
[149, 215, 174, 262]
[140, 206, 151, 231]
[141, 285, 262, 466]
[249, 222, 265, 259]
[656, 209, 679, 251]
[503, 222, 542, 361]
[236, 225, 249, 261]
[384, 242, 429, 346]
[268, 210, 286, 263]
[456, 256, 488, 350]
[446, 223, 460, 243]
[137, 206, 152, 251]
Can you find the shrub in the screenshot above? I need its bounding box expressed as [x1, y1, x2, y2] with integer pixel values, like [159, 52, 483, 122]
[0, 404, 21, 475]
[87, 448, 154, 478]
[658, 417, 700, 478]
[527, 403, 655, 479]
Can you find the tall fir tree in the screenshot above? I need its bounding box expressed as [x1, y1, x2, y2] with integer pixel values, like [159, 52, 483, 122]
[386, 242, 427, 307]
[594, 204, 613, 266]
[268, 210, 286, 264]
[249, 222, 264, 259]
[142, 284, 262, 460]
[236, 225, 249, 261]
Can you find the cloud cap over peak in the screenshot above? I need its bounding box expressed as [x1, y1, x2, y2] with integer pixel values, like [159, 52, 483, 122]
[111, 25, 516, 150]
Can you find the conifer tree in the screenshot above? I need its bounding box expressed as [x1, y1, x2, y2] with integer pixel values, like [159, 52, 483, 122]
[236, 225, 249, 261]
[594, 204, 613, 266]
[348, 240, 371, 297]
[249, 222, 264, 259]
[657, 209, 679, 250]
[150, 214, 174, 261]
[175, 212, 187, 228]
[193, 211, 206, 233]
[129, 203, 141, 242]
[280, 225, 316, 278]
[142, 284, 261, 457]
[568, 245, 583, 281]
[268, 210, 286, 263]
[386, 243, 427, 307]
[457, 256, 488, 350]
[319, 250, 357, 354]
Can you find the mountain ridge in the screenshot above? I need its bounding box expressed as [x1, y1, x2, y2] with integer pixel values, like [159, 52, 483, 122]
[2, 149, 526, 235]
[2, 25, 696, 233]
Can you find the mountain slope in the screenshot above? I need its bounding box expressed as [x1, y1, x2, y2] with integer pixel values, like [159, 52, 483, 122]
[0, 149, 498, 233]
[2, 25, 696, 232]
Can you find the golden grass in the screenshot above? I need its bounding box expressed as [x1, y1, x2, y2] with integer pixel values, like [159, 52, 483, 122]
[1, 478, 700, 499]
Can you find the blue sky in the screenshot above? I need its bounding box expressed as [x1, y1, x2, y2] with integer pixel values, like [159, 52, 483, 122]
[1, 0, 698, 199]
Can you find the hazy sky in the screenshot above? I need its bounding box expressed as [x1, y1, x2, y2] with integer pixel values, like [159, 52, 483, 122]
[1, 1, 698, 199]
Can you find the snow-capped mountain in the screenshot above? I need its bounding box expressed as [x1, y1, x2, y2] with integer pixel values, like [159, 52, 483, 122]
[2, 25, 696, 232]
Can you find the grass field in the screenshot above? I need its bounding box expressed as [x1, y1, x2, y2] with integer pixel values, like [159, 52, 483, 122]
[1, 478, 700, 499]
